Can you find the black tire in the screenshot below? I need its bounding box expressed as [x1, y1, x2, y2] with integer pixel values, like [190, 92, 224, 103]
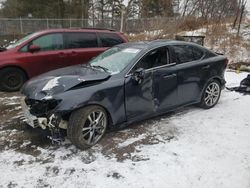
[199, 80, 221, 109]
[0, 67, 27, 92]
[67, 105, 108, 150]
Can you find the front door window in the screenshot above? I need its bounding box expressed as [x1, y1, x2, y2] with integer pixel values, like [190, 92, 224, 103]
[132, 47, 169, 71]
[32, 33, 63, 51]
[21, 33, 64, 52]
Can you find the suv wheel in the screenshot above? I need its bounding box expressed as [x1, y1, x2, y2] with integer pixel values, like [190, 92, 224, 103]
[68, 105, 108, 150]
[0, 67, 27, 92]
[199, 80, 221, 109]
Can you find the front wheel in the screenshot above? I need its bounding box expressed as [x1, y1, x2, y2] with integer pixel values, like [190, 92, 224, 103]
[67, 105, 108, 150]
[199, 80, 221, 109]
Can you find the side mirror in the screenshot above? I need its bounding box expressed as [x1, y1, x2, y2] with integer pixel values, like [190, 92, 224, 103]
[29, 45, 41, 53]
[132, 68, 145, 84]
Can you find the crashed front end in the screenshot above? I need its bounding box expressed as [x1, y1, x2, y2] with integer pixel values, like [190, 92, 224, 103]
[21, 96, 66, 130]
[20, 95, 68, 143]
[20, 75, 70, 133]
[20, 65, 111, 143]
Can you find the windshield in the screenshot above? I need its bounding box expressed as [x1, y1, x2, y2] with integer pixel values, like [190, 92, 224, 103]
[6, 32, 40, 49]
[89, 47, 141, 75]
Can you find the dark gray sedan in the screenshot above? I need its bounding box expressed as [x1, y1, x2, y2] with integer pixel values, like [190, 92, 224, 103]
[21, 40, 227, 149]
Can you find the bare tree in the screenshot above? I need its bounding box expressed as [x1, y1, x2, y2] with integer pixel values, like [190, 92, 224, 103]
[181, 0, 191, 17]
[237, 0, 247, 37]
[232, 0, 242, 29]
[183, 0, 238, 20]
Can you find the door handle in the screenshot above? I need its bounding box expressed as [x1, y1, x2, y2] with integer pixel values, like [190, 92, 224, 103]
[202, 65, 210, 69]
[163, 73, 176, 79]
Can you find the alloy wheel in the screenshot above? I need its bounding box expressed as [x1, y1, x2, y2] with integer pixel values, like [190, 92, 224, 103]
[81, 110, 107, 145]
[204, 82, 220, 107]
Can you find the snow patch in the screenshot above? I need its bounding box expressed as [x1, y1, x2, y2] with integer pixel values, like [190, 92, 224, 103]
[118, 134, 146, 148]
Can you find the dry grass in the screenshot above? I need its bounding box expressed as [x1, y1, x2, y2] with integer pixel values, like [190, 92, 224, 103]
[127, 17, 250, 64]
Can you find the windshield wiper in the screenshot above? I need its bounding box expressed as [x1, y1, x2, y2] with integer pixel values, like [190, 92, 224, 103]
[91, 65, 109, 72]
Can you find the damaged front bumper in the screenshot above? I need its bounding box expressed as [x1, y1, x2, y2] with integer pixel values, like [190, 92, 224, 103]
[21, 97, 68, 143]
[21, 97, 47, 129]
[20, 97, 67, 130]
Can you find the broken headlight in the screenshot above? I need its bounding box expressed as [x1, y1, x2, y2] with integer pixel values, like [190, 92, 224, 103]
[25, 98, 61, 117]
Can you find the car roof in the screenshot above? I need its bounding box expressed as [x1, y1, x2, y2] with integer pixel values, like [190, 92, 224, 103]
[33, 28, 123, 35]
[117, 40, 204, 50]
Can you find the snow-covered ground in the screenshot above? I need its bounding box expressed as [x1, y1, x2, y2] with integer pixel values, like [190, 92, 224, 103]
[0, 71, 250, 188]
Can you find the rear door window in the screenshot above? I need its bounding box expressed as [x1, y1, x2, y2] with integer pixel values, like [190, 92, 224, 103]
[65, 32, 98, 49]
[99, 33, 124, 47]
[172, 45, 204, 64]
[192, 46, 204, 60]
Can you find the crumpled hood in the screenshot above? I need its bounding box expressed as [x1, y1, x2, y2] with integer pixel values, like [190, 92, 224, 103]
[21, 65, 111, 100]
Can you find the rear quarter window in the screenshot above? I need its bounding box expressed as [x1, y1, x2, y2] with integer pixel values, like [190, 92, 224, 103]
[65, 32, 98, 49]
[99, 33, 124, 47]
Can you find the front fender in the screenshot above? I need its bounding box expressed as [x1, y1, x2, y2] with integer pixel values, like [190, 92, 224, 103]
[54, 79, 126, 126]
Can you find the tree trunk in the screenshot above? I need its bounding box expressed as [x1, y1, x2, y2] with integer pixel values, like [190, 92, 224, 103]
[232, 0, 241, 29]
[237, 0, 246, 37]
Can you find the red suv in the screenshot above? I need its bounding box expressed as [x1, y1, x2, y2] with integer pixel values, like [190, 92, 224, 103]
[0, 28, 128, 91]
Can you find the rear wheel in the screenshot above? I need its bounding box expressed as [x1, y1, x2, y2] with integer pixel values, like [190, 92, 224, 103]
[0, 67, 27, 92]
[199, 80, 221, 109]
[67, 105, 108, 150]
